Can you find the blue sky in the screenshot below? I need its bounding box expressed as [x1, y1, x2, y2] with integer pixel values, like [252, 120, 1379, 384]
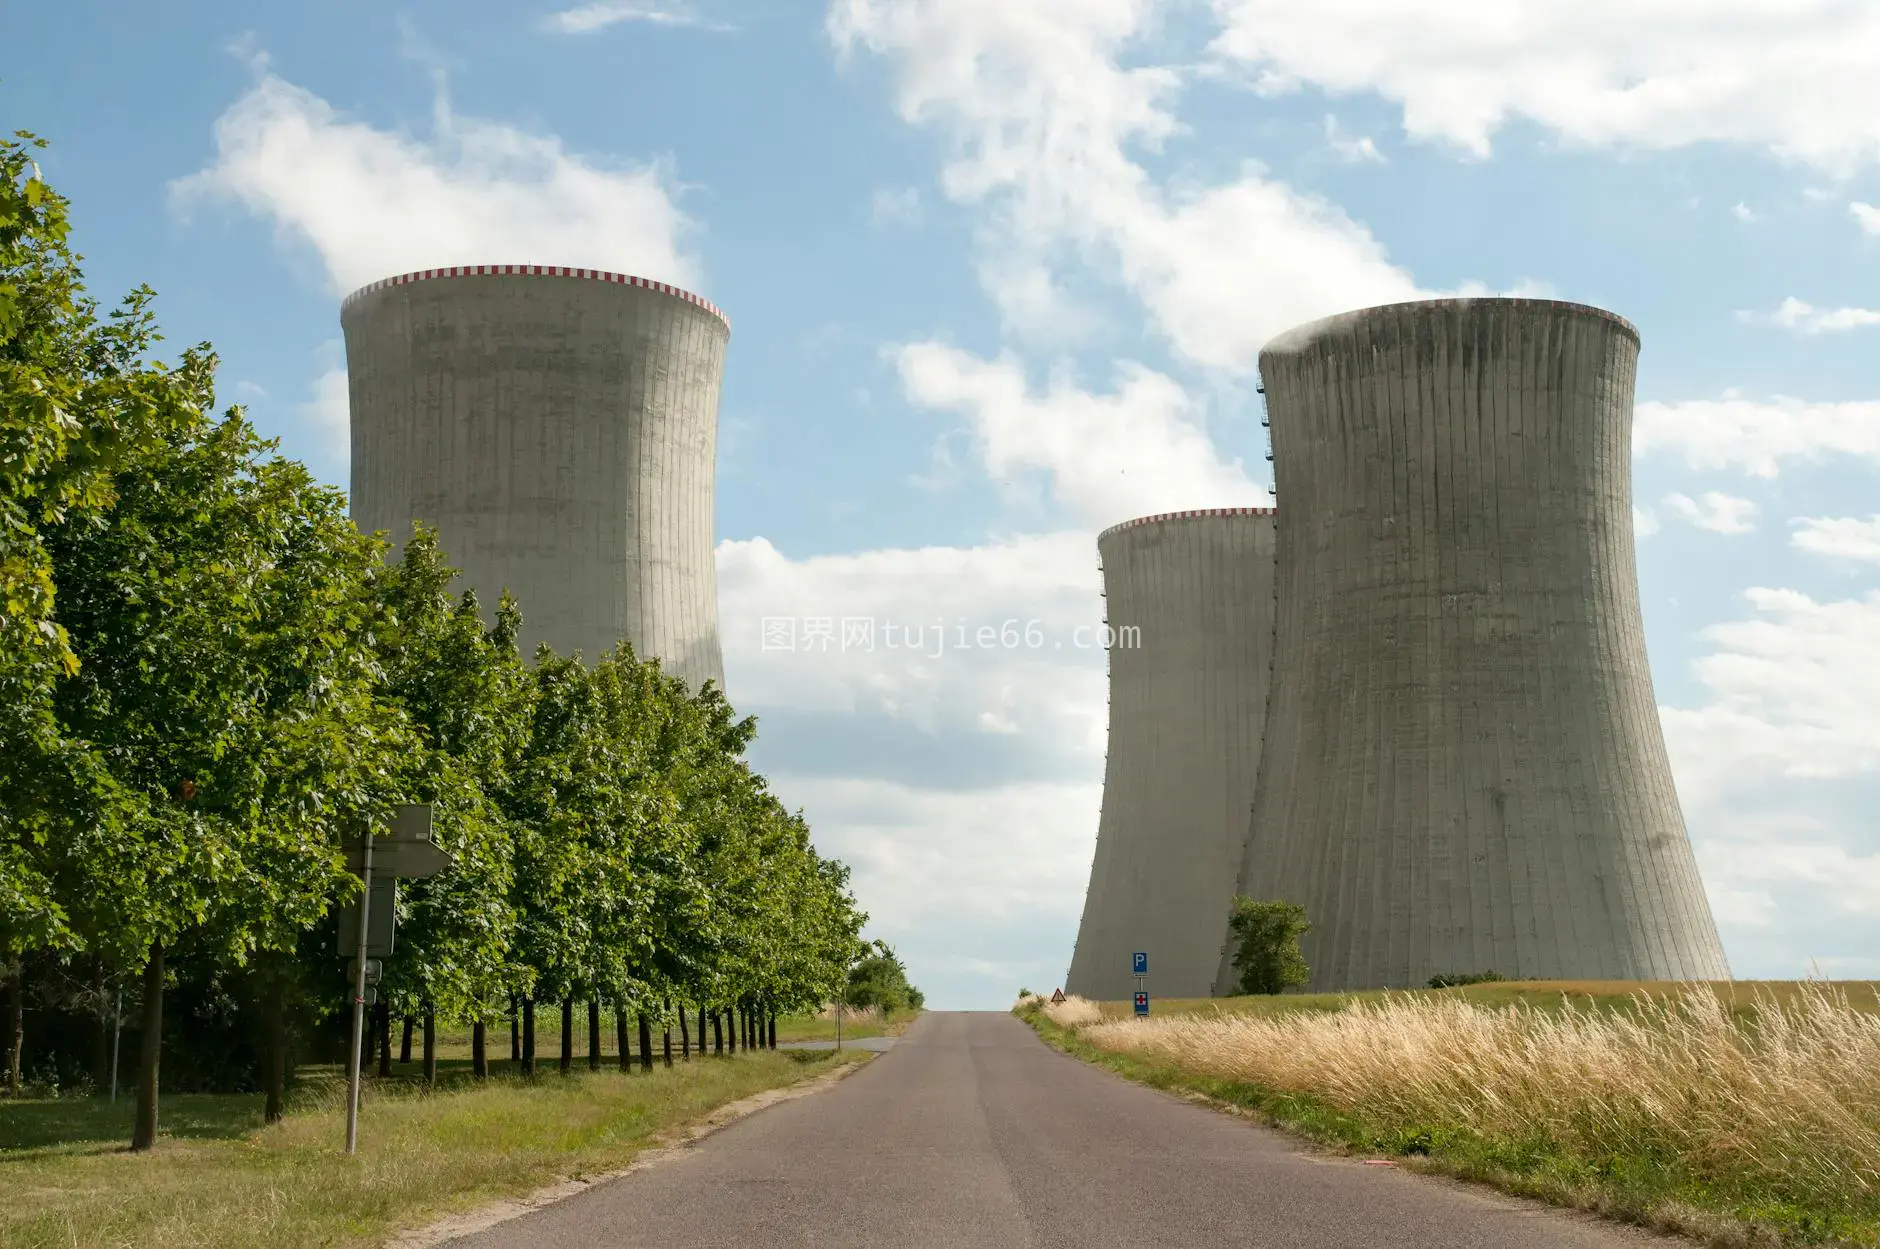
[10, 0, 1880, 1009]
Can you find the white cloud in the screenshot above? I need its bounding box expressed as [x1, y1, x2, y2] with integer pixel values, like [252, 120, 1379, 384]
[828, 0, 1428, 371]
[1852, 201, 1880, 234]
[1634, 392, 1880, 477]
[1741, 296, 1880, 334]
[1662, 491, 1758, 535]
[1207, 0, 1880, 176]
[298, 340, 350, 466]
[717, 531, 1107, 745]
[892, 343, 1266, 528]
[1792, 515, 1880, 564]
[1732, 201, 1758, 223]
[870, 185, 923, 227]
[1662, 588, 1880, 805]
[1323, 114, 1384, 164]
[173, 64, 696, 295]
[1633, 505, 1661, 537]
[543, 1, 728, 33]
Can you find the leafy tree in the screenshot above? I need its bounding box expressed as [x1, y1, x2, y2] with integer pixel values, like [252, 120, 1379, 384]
[1226, 897, 1312, 995]
[1, 133, 202, 1093]
[845, 941, 921, 1019]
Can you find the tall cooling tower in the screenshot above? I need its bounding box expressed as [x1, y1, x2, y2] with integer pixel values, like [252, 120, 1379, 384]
[343, 265, 728, 690]
[1066, 508, 1278, 1002]
[1218, 298, 1729, 993]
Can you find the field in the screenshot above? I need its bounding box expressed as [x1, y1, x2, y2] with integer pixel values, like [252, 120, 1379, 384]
[1019, 980, 1880, 1248]
[774, 1004, 920, 1044]
[0, 1042, 866, 1249]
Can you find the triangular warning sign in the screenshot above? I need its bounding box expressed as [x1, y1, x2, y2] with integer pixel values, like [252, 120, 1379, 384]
[1051, 988, 1065, 1003]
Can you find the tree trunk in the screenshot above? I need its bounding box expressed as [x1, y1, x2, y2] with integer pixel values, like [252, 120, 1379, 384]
[376, 1001, 393, 1078]
[662, 1000, 673, 1068]
[616, 1003, 631, 1073]
[696, 1006, 706, 1057]
[400, 1014, 414, 1064]
[587, 1000, 601, 1072]
[711, 1010, 723, 1055]
[472, 1020, 488, 1079]
[637, 1012, 653, 1073]
[422, 1002, 436, 1086]
[521, 998, 536, 1076]
[728, 1006, 738, 1053]
[91, 958, 111, 1092]
[4, 953, 22, 1096]
[679, 1004, 691, 1059]
[510, 997, 520, 1062]
[130, 942, 163, 1151]
[559, 997, 573, 1074]
[263, 965, 287, 1123]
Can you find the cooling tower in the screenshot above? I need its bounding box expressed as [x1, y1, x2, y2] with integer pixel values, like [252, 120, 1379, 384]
[1216, 298, 1729, 994]
[1066, 508, 1278, 1002]
[343, 265, 728, 691]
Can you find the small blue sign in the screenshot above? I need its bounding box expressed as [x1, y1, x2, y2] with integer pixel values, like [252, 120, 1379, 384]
[1134, 991, 1149, 1016]
[1132, 951, 1148, 975]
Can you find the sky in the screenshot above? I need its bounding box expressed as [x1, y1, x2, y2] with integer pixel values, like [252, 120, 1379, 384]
[8, 0, 1880, 1010]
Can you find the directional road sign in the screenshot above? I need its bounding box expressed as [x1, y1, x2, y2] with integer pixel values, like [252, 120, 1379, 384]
[1132, 951, 1148, 975]
[338, 878, 396, 956]
[1134, 991, 1149, 1016]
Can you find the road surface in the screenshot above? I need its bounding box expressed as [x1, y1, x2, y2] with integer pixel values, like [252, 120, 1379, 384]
[448, 1011, 1671, 1248]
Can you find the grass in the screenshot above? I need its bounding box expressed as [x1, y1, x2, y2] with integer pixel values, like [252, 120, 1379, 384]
[1017, 982, 1880, 1248]
[0, 1045, 867, 1249]
[773, 1005, 920, 1044]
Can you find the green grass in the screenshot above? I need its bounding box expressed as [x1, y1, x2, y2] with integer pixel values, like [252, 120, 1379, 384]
[772, 1008, 919, 1044]
[1019, 986, 1880, 1248]
[0, 1047, 867, 1249]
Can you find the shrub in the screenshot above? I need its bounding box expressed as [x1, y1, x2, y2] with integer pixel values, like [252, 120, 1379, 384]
[1227, 898, 1311, 994]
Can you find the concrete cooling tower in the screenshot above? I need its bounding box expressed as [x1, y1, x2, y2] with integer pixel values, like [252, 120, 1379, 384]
[1217, 298, 1729, 994]
[343, 265, 728, 691]
[1067, 509, 1278, 1002]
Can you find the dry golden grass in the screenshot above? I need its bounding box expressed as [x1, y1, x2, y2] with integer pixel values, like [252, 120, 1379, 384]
[1071, 982, 1880, 1215]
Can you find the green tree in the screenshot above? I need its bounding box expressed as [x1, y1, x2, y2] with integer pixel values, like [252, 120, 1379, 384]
[0, 133, 202, 1093]
[1226, 897, 1311, 995]
[845, 941, 921, 1019]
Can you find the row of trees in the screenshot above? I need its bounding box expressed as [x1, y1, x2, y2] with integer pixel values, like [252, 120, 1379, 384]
[0, 130, 872, 1146]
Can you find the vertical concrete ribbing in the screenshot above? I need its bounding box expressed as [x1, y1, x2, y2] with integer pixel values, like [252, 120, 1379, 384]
[343, 270, 728, 691]
[1066, 511, 1279, 1002]
[1223, 298, 1729, 992]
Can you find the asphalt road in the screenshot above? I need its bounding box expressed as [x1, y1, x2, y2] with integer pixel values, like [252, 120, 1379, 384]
[447, 1011, 1671, 1248]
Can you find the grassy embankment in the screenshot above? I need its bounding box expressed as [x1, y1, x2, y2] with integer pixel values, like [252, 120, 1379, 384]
[1017, 981, 1880, 1248]
[0, 1032, 866, 1249]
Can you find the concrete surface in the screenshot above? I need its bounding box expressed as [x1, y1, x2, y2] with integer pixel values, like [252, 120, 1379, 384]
[443, 1011, 1674, 1248]
[1068, 510, 1278, 1002]
[1221, 298, 1730, 993]
[343, 266, 728, 691]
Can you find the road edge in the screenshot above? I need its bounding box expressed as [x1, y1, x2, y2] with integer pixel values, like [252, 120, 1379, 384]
[386, 1055, 873, 1248]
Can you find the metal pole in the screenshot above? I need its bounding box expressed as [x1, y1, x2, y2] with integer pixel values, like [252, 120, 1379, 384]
[109, 988, 121, 1103]
[345, 834, 374, 1155]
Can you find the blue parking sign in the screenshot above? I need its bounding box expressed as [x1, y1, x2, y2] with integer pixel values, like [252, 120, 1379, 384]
[1134, 991, 1149, 1016]
[1132, 951, 1148, 975]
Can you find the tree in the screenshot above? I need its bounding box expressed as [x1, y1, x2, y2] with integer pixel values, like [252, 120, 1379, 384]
[1226, 897, 1311, 995]
[845, 941, 920, 1019]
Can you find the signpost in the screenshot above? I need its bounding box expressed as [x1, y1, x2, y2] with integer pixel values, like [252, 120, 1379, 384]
[343, 804, 446, 1155]
[1132, 951, 1149, 1017]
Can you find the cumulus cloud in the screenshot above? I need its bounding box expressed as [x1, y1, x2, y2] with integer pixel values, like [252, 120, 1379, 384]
[1740, 296, 1880, 334]
[1792, 515, 1880, 564]
[1634, 392, 1880, 477]
[1662, 491, 1758, 535]
[1854, 201, 1880, 235]
[172, 63, 697, 295]
[1207, 0, 1880, 175]
[892, 344, 1267, 529]
[827, 0, 1428, 371]
[542, 1, 729, 32]
[870, 185, 923, 227]
[297, 340, 350, 468]
[1732, 202, 1758, 223]
[1633, 505, 1661, 537]
[1323, 114, 1385, 164]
